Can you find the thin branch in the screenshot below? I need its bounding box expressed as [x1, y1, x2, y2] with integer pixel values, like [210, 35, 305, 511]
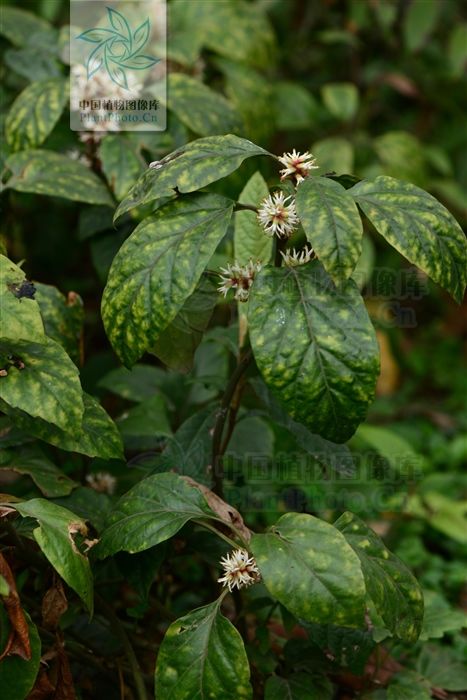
[234, 203, 258, 213]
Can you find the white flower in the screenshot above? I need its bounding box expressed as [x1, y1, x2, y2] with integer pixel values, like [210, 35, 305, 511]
[217, 549, 261, 591]
[257, 191, 299, 239]
[278, 149, 318, 184]
[280, 245, 315, 267]
[218, 260, 262, 302]
[85, 471, 116, 495]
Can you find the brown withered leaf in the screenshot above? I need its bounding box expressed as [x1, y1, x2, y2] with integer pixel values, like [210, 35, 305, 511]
[52, 640, 76, 700]
[28, 638, 76, 700]
[182, 476, 251, 542]
[27, 669, 55, 700]
[42, 580, 68, 630]
[0, 552, 31, 660]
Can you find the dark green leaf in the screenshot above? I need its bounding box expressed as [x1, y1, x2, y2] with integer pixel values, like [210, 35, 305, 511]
[295, 176, 363, 283]
[387, 671, 431, 700]
[155, 599, 253, 699]
[98, 364, 168, 402]
[0, 613, 41, 700]
[96, 472, 217, 557]
[274, 82, 319, 131]
[404, 0, 440, 52]
[416, 645, 467, 692]
[251, 513, 366, 626]
[114, 134, 271, 220]
[0, 447, 77, 497]
[117, 394, 172, 450]
[13, 499, 94, 613]
[3, 150, 114, 206]
[248, 262, 380, 443]
[321, 83, 359, 121]
[265, 672, 333, 700]
[5, 78, 68, 152]
[4, 47, 62, 81]
[102, 193, 233, 367]
[420, 590, 467, 641]
[334, 512, 424, 642]
[34, 282, 84, 365]
[349, 175, 467, 303]
[99, 135, 144, 201]
[302, 622, 375, 673]
[0, 6, 52, 47]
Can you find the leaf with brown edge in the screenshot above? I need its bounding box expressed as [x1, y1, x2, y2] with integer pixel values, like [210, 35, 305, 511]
[0, 552, 31, 660]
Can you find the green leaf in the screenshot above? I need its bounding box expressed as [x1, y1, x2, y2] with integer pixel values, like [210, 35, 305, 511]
[419, 590, 467, 641]
[312, 137, 354, 175]
[321, 82, 359, 121]
[295, 176, 363, 283]
[2, 392, 124, 460]
[356, 424, 426, 476]
[102, 193, 233, 367]
[117, 394, 172, 450]
[155, 599, 253, 700]
[3, 150, 114, 206]
[235, 171, 272, 264]
[406, 492, 467, 545]
[13, 499, 94, 613]
[0, 6, 52, 47]
[448, 24, 467, 76]
[0, 447, 77, 497]
[5, 78, 68, 152]
[416, 645, 467, 692]
[162, 73, 241, 137]
[248, 262, 380, 443]
[334, 512, 424, 642]
[99, 135, 145, 201]
[0, 574, 8, 595]
[349, 175, 467, 303]
[274, 82, 319, 131]
[404, 0, 440, 52]
[114, 134, 271, 221]
[34, 282, 84, 365]
[99, 364, 167, 402]
[250, 512, 366, 626]
[96, 472, 217, 557]
[0, 255, 45, 343]
[0, 613, 41, 700]
[265, 672, 333, 700]
[387, 671, 431, 700]
[0, 337, 84, 432]
[4, 47, 62, 81]
[151, 276, 218, 372]
[303, 621, 375, 673]
[373, 131, 427, 185]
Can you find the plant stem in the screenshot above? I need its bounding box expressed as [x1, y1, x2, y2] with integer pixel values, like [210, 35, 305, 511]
[211, 350, 252, 497]
[234, 203, 258, 213]
[192, 519, 239, 549]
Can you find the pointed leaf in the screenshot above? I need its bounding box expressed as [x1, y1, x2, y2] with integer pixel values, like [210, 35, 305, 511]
[248, 262, 380, 443]
[334, 512, 424, 642]
[0, 614, 41, 700]
[13, 499, 94, 613]
[295, 177, 363, 283]
[250, 513, 366, 626]
[102, 193, 233, 367]
[155, 599, 252, 700]
[96, 472, 217, 558]
[349, 176, 467, 303]
[114, 134, 271, 221]
[0, 448, 77, 497]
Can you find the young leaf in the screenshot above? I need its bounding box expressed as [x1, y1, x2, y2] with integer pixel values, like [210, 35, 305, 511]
[155, 599, 253, 700]
[5, 78, 68, 152]
[295, 176, 363, 283]
[13, 499, 94, 614]
[0, 255, 45, 343]
[102, 193, 233, 367]
[334, 512, 424, 642]
[3, 150, 114, 206]
[0, 337, 84, 433]
[96, 472, 217, 558]
[114, 134, 272, 220]
[0, 613, 41, 700]
[349, 175, 467, 303]
[250, 513, 367, 627]
[248, 262, 380, 443]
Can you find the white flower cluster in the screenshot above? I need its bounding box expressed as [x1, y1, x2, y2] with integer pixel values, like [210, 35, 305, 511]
[280, 245, 315, 267]
[278, 149, 318, 184]
[85, 471, 117, 495]
[217, 549, 261, 592]
[218, 259, 262, 302]
[257, 191, 299, 239]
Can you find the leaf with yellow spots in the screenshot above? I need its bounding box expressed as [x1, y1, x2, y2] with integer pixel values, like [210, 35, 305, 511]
[248, 261, 380, 443]
[102, 193, 234, 367]
[34, 283, 84, 365]
[295, 176, 363, 284]
[95, 472, 218, 558]
[114, 134, 272, 221]
[155, 598, 253, 700]
[349, 175, 467, 303]
[0, 337, 84, 433]
[0, 255, 45, 344]
[12, 499, 94, 614]
[251, 512, 367, 627]
[334, 512, 424, 642]
[5, 78, 68, 152]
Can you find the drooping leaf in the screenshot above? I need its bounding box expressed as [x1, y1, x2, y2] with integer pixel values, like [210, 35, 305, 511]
[0, 613, 41, 700]
[334, 512, 424, 642]
[99, 134, 145, 201]
[5, 78, 68, 152]
[102, 193, 234, 367]
[295, 176, 363, 283]
[0, 255, 45, 343]
[264, 672, 333, 700]
[34, 283, 84, 365]
[96, 472, 217, 558]
[1, 392, 124, 460]
[155, 599, 253, 700]
[13, 499, 94, 613]
[248, 262, 380, 443]
[250, 512, 367, 626]
[3, 150, 114, 206]
[0, 448, 77, 497]
[0, 337, 84, 433]
[349, 175, 467, 303]
[114, 134, 271, 220]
